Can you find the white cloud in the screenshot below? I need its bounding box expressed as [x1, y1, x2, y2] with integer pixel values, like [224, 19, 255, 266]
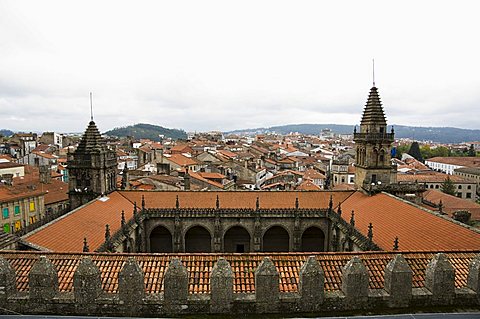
[0, 0, 479, 133]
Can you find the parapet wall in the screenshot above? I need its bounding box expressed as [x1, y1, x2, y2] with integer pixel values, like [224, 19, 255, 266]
[0, 253, 479, 317]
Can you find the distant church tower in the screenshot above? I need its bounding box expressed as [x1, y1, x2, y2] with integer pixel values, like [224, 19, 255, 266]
[68, 120, 117, 209]
[354, 85, 397, 190]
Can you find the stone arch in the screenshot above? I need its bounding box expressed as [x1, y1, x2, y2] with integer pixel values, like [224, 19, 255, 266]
[150, 225, 173, 253]
[223, 225, 251, 253]
[262, 225, 290, 252]
[184, 225, 212, 252]
[301, 226, 325, 252]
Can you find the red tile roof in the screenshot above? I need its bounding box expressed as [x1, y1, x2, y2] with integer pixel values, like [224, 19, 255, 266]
[341, 192, 480, 251]
[423, 189, 480, 221]
[25, 192, 134, 252]
[0, 250, 476, 294]
[119, 190, 354, 210]
[426, 157, 480, 168]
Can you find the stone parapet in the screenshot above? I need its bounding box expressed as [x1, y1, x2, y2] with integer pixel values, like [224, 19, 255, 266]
[0, 253, 479, 316]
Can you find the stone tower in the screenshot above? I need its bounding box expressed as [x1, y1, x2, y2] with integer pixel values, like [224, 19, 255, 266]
[354, 86, 396, 190]
[68, 121, 117, 209]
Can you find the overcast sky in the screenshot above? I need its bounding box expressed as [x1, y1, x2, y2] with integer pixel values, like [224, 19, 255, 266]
[1, 0, 479, 134]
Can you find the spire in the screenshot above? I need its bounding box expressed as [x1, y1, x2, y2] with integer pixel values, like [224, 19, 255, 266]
[372, 58, 375, 87]
[90, 92, 94, 121]
[75, 120, 105, 153]
[360, 86, 387, 128]
[83, 237, 89, 252]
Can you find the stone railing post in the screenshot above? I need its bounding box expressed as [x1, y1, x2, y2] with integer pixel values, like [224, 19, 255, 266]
[29, 256, 58, 301]
[384, 254, 412, 307]
[118, 257, 145, 305]
[466, 254, 480, 297]
[299, 256, 324, 311]
[255, 257, 279, 313]
[210, 258, 234, 313]
[163, 258, 188, 308]
[0, 257, 16, 305]
[341, 256, 369, 308]
[424, 253, 455, 304]
[73, 257, 102, 304]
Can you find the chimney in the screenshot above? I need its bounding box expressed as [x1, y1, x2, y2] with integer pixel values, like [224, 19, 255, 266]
[184, 168, 191, 190]
[39, 165, 51, 184]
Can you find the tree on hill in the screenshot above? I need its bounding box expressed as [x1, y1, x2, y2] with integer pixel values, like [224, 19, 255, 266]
[468, 144, 476, 157]
[441, 176, 456, 196]
[407, 141, 424, 162]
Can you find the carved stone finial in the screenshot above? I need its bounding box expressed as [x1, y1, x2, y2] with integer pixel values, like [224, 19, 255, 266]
[393, 236, 399, 251]
[367, 223, 373, 242]
[425, 253, 455, 303]
[299, 256, 324, 310]
[350, 210, 355, 227]
[341, 256, 368, 306]
[438, 200, 443, 214]
[118, 257, 145, 305]
[141, 195, 145, 209]
[384, 254, 412, 307]
[176, 195, 180, 209]
[337, 204, 342, 217]
[121, 210, 126, 228]
[255, 257, 279, 312]
[164, 258, 188, 305]
[29, 256, 58, 301]
[73, 257, 102, 304]
[210, 258, 234, 313]
[328, 195, 333, 211]
[216, 195, 220, 209]
[256, 196, 260, 210]
[295, 197, 299, 210]
[83, 237, 89, 252]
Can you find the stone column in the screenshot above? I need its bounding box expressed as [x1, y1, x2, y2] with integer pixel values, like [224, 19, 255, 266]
[29, 256, 58, 301]
[0, 257, 16, 305]
[424, 253, 455, 304]
[73, 257, 102, 304]
[299, 256, 324, 311]
[118, 257, 145, 305]
[163, 258, 188, 307]
[255, 257, 279, 313]
[384, 254, 412, 307]
[341, 256, 369, 308]
[210, 258, 234, 313]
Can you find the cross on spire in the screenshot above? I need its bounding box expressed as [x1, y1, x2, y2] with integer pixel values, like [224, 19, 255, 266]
[90, 92, 94, 121]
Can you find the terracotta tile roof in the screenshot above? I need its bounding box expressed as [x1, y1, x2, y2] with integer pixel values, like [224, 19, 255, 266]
[197, 172, 226, 180]
[32, 151, 57, 159]
[0, 162, 24, 169]
[296, 180, 321, 191]
[166, 154, 198, 167]
[188, 172, 224, 189]
[332, 183, 356, 191]
[42, 179, 68, 205]
[0, 250, 476, 294]
[217, 149, 237, 159]
[397, 173, 474, 183]
[24, 192, 134, 252]
[423, 189, 480, 221]
[303, 168, 326, 180]
[119, 190, 354, 210]
[426, 157, 480, 168]
[341, 192, 480, 251]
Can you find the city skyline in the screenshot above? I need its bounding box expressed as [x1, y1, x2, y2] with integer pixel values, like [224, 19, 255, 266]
[1, 0, 479, 133]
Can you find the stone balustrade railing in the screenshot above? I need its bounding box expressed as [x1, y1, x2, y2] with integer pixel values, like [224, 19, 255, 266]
[0, 253, 479, 316]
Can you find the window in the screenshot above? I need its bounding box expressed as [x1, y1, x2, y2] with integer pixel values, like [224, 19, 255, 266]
[14, 221, 21, 231]
[456, 193, 462, 198]
[14, 206, 20, 215]
[2, 208, 8, 219]
[3, 223, 10, 233]
[467, 185, 471, 190]
[430, 185, 434, 189]
[466, 193, 472, 199]
[458, 185, 462, 189]
[29, 201, 35, 212]
[29, 216, 36, 224]
[435, 185, 439, 189]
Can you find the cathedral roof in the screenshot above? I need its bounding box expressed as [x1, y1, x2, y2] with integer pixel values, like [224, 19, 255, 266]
[1, 250, 477, 294]
[360, 86, 387, 126]
[74, 121, 106, 153]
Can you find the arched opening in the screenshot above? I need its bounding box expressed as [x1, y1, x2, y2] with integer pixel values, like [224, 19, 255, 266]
[263, 226, 289, 252]
[185, 226, 211, 252]
[224, 226, 250, 253]
[150, 226, 173, 253]
[301, 227, 325, 252]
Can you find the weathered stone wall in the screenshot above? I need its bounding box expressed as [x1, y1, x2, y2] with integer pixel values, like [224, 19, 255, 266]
[1, 253, 479, 317]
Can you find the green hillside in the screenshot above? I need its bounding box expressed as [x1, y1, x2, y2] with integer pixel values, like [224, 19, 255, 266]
[105, 123, 187, 141]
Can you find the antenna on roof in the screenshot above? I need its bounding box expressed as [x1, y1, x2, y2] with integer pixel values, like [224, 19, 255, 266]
[372, 58, 376, 87]
[90, 92, 94, 121]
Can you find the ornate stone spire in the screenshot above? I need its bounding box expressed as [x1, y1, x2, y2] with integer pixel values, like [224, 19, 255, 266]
[360, 86, 387, 128]
[75, 120, 106, 153]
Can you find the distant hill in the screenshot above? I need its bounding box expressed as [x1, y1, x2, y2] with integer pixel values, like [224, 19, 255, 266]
[105, 123, 187, 141]
[226, 124, 480, 144]
[0, 129, 14, 137]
